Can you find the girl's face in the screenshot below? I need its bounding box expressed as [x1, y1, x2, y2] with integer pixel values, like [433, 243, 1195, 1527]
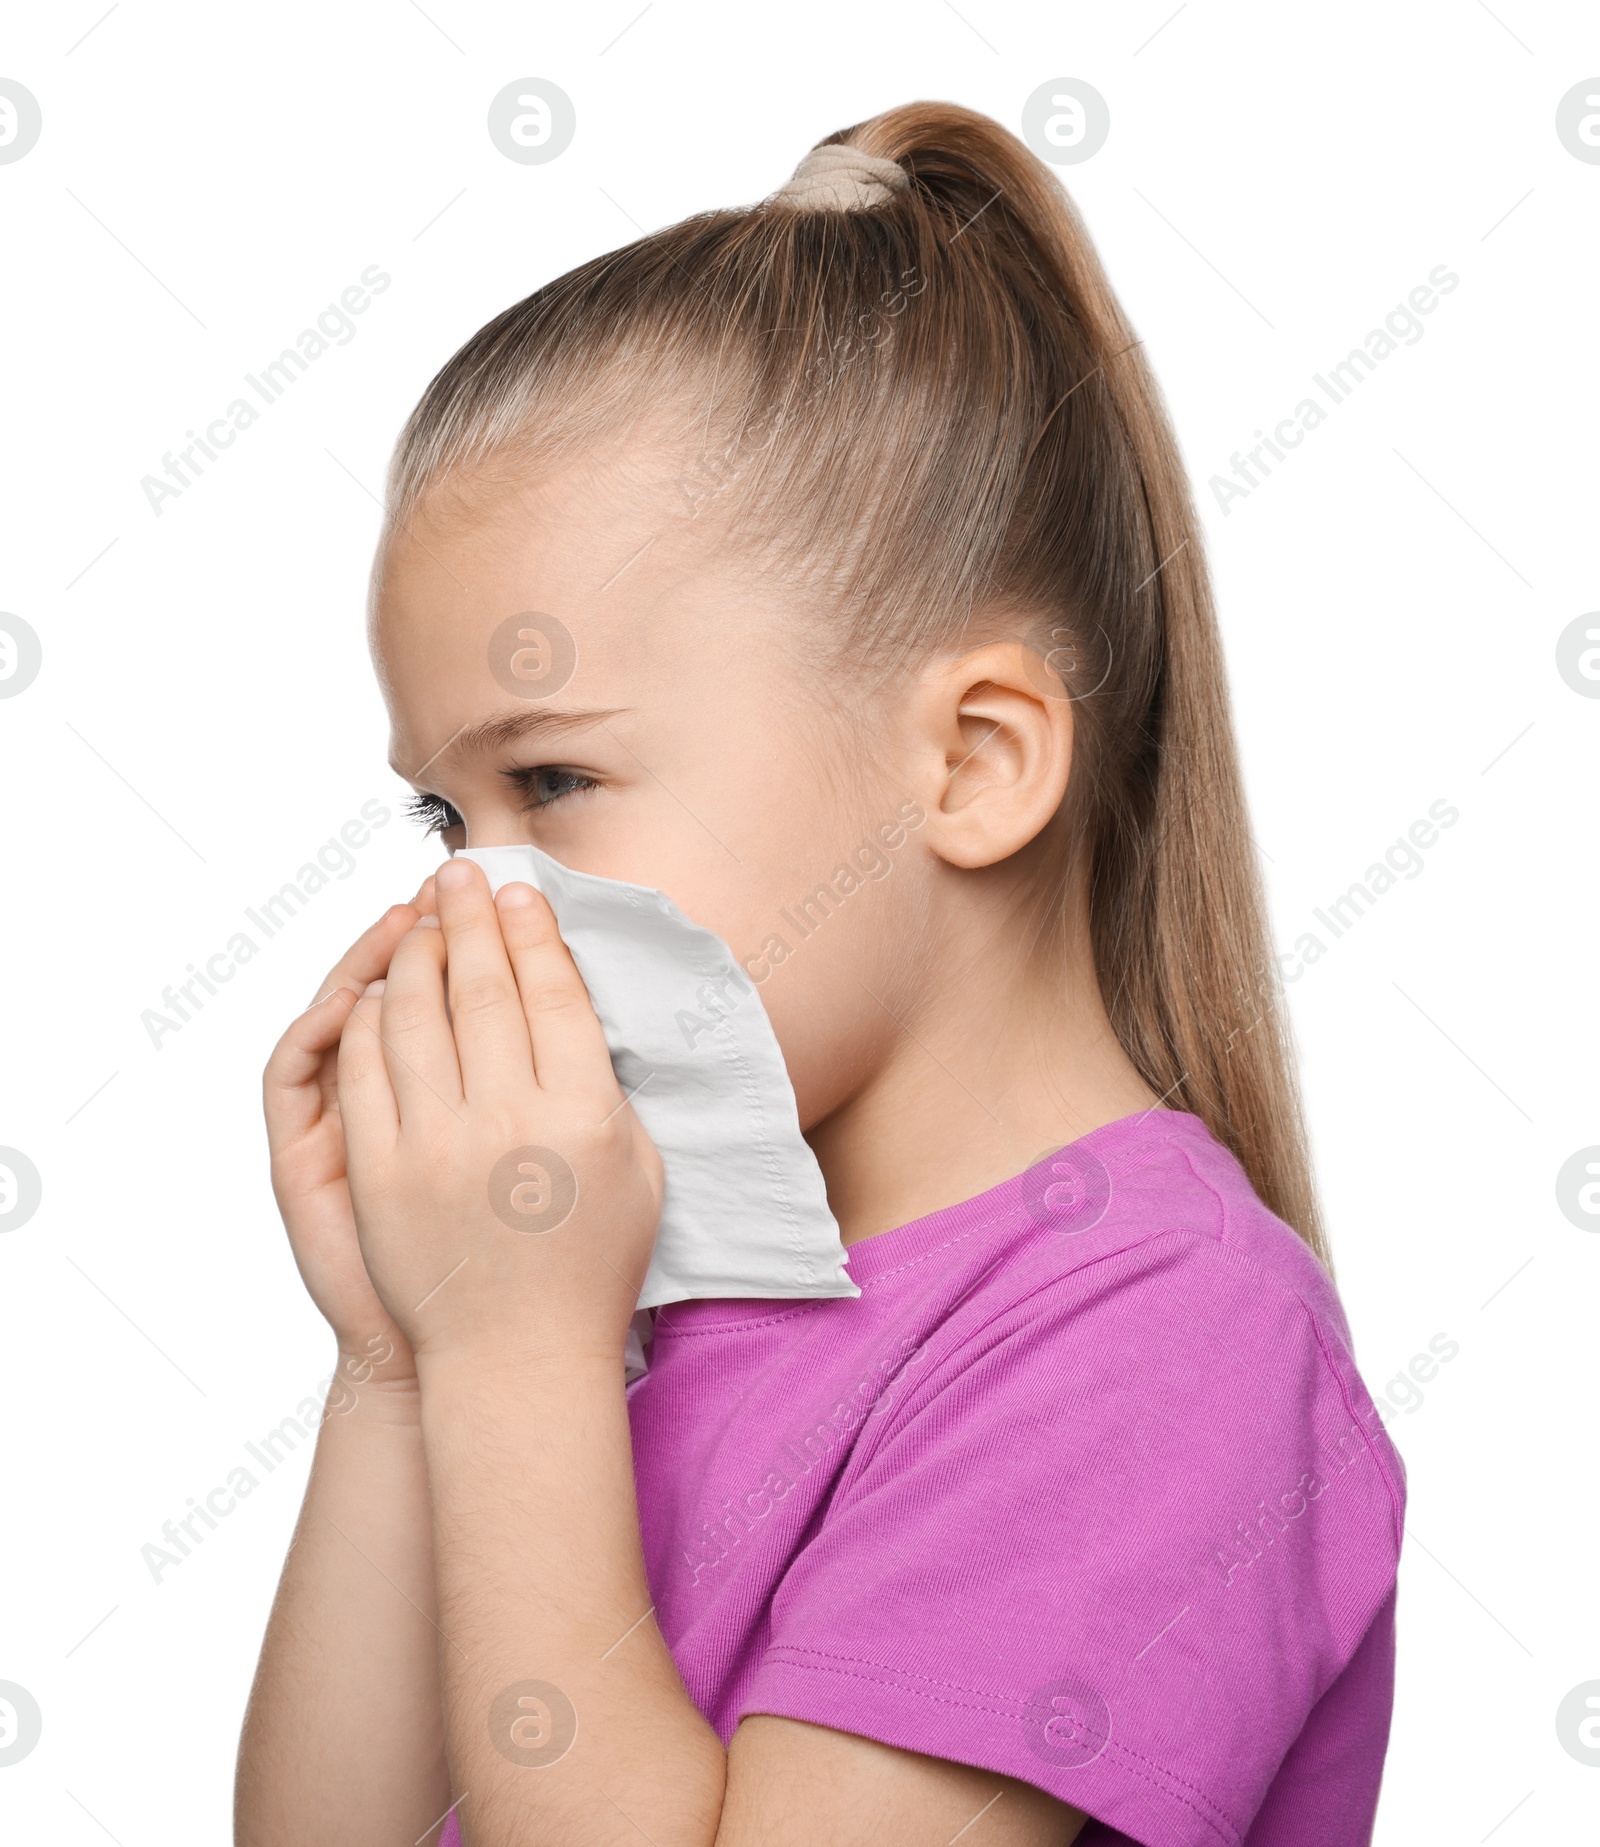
[370, 455, 934, 1134]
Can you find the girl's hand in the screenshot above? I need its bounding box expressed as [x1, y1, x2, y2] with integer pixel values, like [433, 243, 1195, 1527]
[335, 859, 663, 1368]
[263, 882, 437, 1386]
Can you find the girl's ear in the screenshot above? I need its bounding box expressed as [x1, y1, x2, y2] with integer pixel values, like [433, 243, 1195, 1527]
[908, 641, 1074, 870]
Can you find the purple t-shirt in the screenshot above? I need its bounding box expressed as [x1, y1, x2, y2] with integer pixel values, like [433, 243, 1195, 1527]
[443, 1109, 1404, 1846]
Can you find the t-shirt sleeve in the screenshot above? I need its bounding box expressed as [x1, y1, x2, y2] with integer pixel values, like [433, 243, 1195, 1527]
[737, 1233, 1404, 1847]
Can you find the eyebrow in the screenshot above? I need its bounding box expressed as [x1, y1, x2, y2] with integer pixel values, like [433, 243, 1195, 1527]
[394, 704, 627, 784]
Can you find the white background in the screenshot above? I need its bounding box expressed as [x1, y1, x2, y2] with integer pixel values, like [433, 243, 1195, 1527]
[1, 1, 1595, 1841]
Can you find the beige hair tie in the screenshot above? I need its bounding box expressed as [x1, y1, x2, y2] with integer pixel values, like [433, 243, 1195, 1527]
[774, 143, 909, 211]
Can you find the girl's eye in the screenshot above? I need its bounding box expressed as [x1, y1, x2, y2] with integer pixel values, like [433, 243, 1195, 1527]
[404, 769, 596, 835]
[405, 791, 463, 837]
[512, 766, 599, 810]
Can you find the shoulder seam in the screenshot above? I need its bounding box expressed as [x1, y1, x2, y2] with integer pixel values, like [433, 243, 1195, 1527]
[1172, 1145, 1407, 1564]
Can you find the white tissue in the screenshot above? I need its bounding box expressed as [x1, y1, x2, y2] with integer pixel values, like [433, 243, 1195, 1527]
[458, 844, 859, 1336]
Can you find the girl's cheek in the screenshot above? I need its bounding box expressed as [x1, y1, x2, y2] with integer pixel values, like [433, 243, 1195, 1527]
[753, 963, 878, 1131]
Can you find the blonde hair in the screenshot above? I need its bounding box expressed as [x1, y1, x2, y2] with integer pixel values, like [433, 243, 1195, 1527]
[387, 101, 1329, 1265]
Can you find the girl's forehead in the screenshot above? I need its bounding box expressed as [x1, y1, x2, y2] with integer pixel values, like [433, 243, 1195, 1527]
[377, 455, 740, 621]
[371, 504, 797, 773]
[373, 456, 798, 672]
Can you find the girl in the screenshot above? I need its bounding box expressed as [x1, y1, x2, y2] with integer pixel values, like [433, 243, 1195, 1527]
[238, 103, 1404, 1847]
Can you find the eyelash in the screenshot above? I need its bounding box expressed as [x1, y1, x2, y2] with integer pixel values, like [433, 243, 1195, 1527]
[405, 792, 463, 836]
[404, 768, 599, 836]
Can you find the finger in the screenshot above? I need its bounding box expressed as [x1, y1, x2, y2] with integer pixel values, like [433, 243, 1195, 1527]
[495, 883, 616, 1098]
[310, 902, 421, 1007]
[433, 857, 537, 1101]
[376, 920, 465, 1119]
[266, 988, 359, 1126]
[336, 981, 400, 1160]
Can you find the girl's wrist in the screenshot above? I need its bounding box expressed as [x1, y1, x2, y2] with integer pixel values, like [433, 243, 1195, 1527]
[326, 1330, 421, 1424]
[325, 1372, 424, 1434]
[413, 1337, 625, 1420]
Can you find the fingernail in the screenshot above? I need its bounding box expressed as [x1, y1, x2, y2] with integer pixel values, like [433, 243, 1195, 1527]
[365, 979, 387, 997]
[436, 858, 473, 890]
[417, 913, 440, 928]
[496, 882, 536, 909]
